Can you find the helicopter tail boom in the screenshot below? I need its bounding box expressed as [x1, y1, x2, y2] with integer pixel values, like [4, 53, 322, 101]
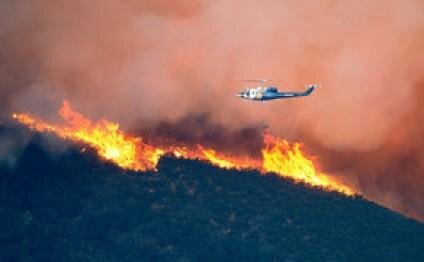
[303, 84, 318, 96]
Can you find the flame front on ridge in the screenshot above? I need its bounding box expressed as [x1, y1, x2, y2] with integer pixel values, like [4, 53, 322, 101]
[261, 134, 353, 195]
[12, 100, 354, 195]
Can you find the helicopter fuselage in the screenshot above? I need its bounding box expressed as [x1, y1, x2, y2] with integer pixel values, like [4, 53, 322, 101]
[237, 85, 316, 101]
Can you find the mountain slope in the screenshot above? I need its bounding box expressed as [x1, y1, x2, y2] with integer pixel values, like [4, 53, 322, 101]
[0, 130, 423, 261]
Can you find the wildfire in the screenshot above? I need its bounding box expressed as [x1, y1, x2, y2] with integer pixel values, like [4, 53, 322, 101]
[12, 100, 354, 195]
[12, 101, 163, 170]
[199, 146, 261, 170]
[262, 134, 353, 195]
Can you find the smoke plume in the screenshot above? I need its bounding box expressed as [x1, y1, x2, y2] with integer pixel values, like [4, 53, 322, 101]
[1, 0, 424, 220]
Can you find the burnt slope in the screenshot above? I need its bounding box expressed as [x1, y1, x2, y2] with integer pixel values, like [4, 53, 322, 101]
[0, 128, 423, 261]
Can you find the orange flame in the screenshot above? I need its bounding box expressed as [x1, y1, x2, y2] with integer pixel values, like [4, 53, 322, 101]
[12, 100, 354, 195]
[262, 134, 353, 195]
[13, 101, 163, 170]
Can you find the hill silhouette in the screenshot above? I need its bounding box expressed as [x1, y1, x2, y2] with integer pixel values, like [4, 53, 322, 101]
[0, 127, 423, 261]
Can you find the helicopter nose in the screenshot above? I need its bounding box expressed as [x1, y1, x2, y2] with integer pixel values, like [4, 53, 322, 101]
[236, 92, 244, 97]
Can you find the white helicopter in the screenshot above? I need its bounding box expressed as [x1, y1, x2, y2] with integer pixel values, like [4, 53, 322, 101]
[237, 80, 318, 101]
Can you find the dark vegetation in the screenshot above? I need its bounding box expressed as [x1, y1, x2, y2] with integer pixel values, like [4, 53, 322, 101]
[0, 126, 423, 261]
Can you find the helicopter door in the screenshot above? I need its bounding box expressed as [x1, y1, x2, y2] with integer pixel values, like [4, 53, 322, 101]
[249, 89, 256, 99]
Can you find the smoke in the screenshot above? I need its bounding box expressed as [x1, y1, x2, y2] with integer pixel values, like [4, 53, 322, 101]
[306, 83, 424, 221]
[0, 125, 31, 168]
[136, 112, 264, 158]
[1, 0, 424, 220]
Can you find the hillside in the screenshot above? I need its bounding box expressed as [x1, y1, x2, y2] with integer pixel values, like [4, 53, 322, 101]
[1, 128, 423, 261]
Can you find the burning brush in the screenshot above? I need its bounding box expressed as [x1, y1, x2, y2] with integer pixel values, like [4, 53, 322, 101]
[12, 100, 354, 195]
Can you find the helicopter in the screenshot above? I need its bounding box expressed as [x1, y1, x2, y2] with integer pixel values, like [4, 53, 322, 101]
[237, 80, 318, 101]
